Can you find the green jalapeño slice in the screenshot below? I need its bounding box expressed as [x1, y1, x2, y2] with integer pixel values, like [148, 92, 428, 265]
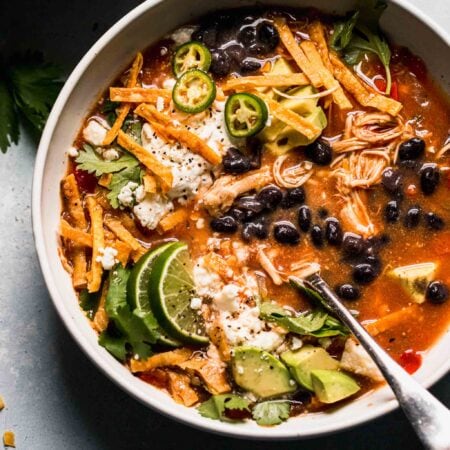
[173, 41, 212, 77]
[224, 92, 268, 138]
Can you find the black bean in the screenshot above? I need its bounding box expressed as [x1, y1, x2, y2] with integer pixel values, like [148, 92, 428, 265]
[226, 44, 246, 64]
[210, 216, 238, 233]
[305, 140, 333, 166]
[399, 159, 421, 171]
[223, 147, 251, 174]
[342, 232, 364, 257]
[228, 207, 246, 222]
[237, 26, 257, 47]
[248, 138, 262, 170]
[242, 219, 268, 241]
[298, 205, 312, 232]
[398, 138, 425, 161]
[336, 284, 361, 301]
[234, 196, 265, 221]
[274, 221, 300, 245]
[425, 212, 445, 230]
[194, 26, 217, 48]
[317, 207, 329, 219]
[382, 168, 403, 194]
[257, 22, 279, 51]
[420, 164, 440, 196]
[310, 225, 324, 248]
[325, 218, 343, 245]
[281, 187, 305, 209]
[384, 200, 400, 223]
[353, 263, 377, 284]
[404, 206, 421, 228]
[426, 281, 449, 304]
[210, 50, 231, 77]
[240, 59, 261, 73]
[256, 186, 283, 210]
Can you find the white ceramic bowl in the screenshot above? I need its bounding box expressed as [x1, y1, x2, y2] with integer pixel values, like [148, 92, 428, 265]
[32, 0, 450, 439]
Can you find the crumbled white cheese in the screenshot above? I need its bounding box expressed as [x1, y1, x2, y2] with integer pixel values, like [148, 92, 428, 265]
[160, 47, 168, 56]
[340, 338, 384, 382]
[190, 297, 202, 310]
[96, 246, 118, 270]
[291, 337, 303, 350]
[196, 218, 205, 229]
[213, 284, 241, 313]
[133, 193, 174, 230]
[68, 146, 79, 158]
[103, 148, 120, 161]
[117, 182, 140, 207]
[193, 257, 223, 298]
[156, 96, 165, 112]
[170, 26, 195, 45]
[83, 119, 110, 146]
[162, 78, 176, 90]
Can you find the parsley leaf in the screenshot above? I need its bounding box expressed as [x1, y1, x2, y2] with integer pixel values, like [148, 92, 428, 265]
[0, 78, 19, 153]
[75, 144, 139, 176]
[107, 165, 143, 209]
[252, 401, 291, 426]
[198, 394, 250, 422]
[99, 265, 159, 361]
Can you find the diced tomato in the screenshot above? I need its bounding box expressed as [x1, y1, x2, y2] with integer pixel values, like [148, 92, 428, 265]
[398, 349, 422, 374]
[374, 78, 387, 92]
[74, 168, 98, 193]
[390, 81, 399, 101]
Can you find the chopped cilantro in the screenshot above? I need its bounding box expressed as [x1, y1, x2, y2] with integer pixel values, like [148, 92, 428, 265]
[198, 394, 250, 422]
[252, 401, 291, 426]
[107, 165, 143, 209]
[79, 288, 101, 320]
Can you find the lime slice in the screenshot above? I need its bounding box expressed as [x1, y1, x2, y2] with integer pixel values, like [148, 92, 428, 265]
[128, 242, 181, 347]
[149, 242, 209, 345]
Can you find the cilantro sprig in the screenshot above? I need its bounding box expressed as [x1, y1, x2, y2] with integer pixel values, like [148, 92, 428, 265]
[330, 0, 392, 94]
[198, 394, 251, 422]
[0, 51, 63, 152]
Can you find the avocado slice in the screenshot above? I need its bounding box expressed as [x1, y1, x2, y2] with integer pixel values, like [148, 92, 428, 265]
[310, 369, 360, 404]
[231, 346, 297, 398]
[388, 262, 437, 303]
[281, 345, 339, 391]
[264, 107, 327, 155]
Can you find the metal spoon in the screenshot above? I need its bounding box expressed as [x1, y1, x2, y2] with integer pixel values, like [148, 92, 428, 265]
[297, 273, 450, 450]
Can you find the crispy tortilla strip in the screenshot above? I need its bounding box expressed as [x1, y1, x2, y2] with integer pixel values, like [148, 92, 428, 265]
[86, 197, 105, 293]
[104, 216, 142, 251]
[110, 87, 170, 103]
[0, 395, 4, 410]
[300, 41, 352, 110]
[71, 250, 88, 289]
[103, 52, 144, 145]
[222, 73, 310, 91]
[204, 252, 234, 281]
[143, 173, 157, 193]
[60, 219, 93, 247]
[62, 174, 88, 228]
[264, 97, 320, 139]
[134, 104, 222, 165]
[92, 280, 109, 332]
[3, 431, 15, 448]
[274, 18, 322, 86]
[130, 348, 193, 373]
[167, 371, 200, 406]
[364, 304, 419, 336]
[329, 52, 402, 116]
[147, 119, 176, 144]
[117, 130, 173, 192]
[131, 246, 148, 263]
[98, 173, 112, 187]
[209, 322, 231, 362]
[157, 208, 189, 233]
[177, 355, 231, 395]
[106, 239, 132, 266]
[58, 247, 73, 275]
[308, 21, 333, 71]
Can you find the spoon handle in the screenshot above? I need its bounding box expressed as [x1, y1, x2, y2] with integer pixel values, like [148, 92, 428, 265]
[307, 274, 450, 450]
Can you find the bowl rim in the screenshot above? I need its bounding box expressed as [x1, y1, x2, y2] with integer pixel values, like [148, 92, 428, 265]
[32, 0, 450, 440]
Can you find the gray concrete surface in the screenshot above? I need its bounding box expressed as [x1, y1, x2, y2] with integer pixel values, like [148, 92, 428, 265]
[0, 1, 448, 448]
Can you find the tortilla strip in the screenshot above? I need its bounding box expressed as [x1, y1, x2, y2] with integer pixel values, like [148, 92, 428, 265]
[274, 18, 322, 86]
[308, 21, 333, 71]
[364, 304, 419, 336]
[157, 208, 189, 233]
[143, 173, 157, 193]
[167, 371, 200, 406]
[98, 173, 112, 187]
[130, 348, 193, 373]
[204, 252, 234, 281]
[300, 41, 352, 110]
[264, 97, 320, 139]
[117, 130, 173, 192]
[147, 119, 175, 144]
[110, 87, 171, 103]
[134, 103, 222, 165]
[60, 219, 93, 247]
[61, 174, 88, 288]
[86, 197, 105, 293]
[329, 52, 402, 116]
[222, 73, 310, 91]
[104, 216, 142, 251]
[92, 279, 109, 333]
[209, 321, 231, 362]
[107, 239, 132, 266]
[103, 52, 143, 145]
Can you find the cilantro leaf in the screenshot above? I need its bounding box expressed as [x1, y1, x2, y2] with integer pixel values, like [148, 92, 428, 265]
[75, 144, 139, 176]
[79, 288, 101, 320]
[122, 117, 143, 144]
[0, 77, 19, 153]
[198, 394, 250, 422]
[252, 401, 291, 426]
[330, 11, 359, 51]
[107, 166, 143, 209]
[100, 265, 159, 361]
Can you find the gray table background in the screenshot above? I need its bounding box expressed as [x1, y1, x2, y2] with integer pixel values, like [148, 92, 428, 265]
[0, 1, 449, 448]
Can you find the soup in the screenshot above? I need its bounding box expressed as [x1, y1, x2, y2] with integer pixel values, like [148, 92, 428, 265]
[59, 4, 450, 426]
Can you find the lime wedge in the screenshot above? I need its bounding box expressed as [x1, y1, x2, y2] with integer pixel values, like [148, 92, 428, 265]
[128, 242, 181, 347]
[149, 241, 209, 345]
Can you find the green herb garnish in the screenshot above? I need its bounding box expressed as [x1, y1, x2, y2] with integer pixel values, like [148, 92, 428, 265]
[252, 401, 291, 426]
[198, 394, 251, 422]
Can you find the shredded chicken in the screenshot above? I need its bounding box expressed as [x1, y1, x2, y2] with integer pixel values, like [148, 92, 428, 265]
[203, 167, 273, 216]
[351, 113, 405, 143]
[273, 155, 314, 188]
[436, 141, 450, 159]
[257, 248, 283, 285]
[289, 261, 321, 279]
[340, 190, 376, 237]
